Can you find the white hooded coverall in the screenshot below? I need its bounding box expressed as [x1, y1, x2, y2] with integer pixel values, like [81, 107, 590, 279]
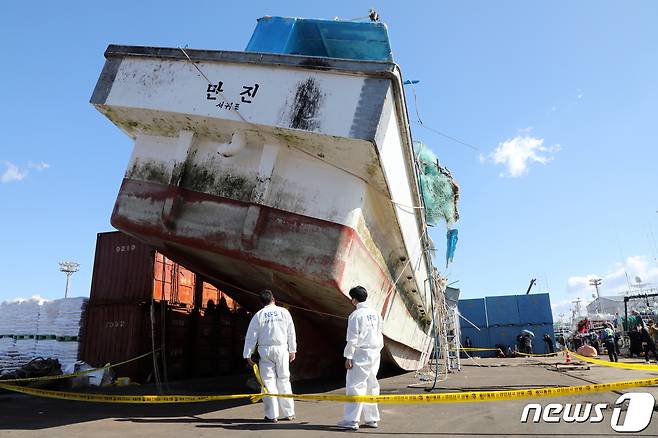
[243, 303, 297, 419]
[343, 302, 384, 424]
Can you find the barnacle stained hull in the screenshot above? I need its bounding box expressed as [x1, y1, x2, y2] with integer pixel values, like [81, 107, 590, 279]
[91, 44, 440, 377]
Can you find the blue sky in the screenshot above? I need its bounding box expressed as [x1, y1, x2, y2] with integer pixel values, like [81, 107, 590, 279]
[2, 1, 657, 319]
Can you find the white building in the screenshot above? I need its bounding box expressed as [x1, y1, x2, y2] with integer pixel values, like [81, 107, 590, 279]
[586, 296, 625, 317]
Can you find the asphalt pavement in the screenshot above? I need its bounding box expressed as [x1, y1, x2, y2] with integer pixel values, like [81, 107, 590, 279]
[3, 354, 658, 437]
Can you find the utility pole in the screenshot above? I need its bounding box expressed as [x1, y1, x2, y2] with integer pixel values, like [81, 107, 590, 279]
[589, 278, 602, 298]
[589, 278, 602, 315]
[59, 261, 80, 298]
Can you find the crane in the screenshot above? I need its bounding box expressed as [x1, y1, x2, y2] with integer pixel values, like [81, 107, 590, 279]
[525, 278, 537, 295]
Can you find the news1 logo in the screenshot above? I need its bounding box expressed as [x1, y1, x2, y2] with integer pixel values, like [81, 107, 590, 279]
[520, 393, 655, 433]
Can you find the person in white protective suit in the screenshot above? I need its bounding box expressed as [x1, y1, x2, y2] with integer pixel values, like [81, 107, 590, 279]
[337, 286, 384, 431]
[243, 289, 297, 422]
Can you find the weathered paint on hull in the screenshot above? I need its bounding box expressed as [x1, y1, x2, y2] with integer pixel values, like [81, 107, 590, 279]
[112, 177, 429, 372]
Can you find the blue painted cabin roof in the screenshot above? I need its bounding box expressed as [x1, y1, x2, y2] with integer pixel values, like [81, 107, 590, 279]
[246, 16, 393, 62]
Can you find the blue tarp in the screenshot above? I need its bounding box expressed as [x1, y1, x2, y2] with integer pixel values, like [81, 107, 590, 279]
[446, 229, 458, 267]
[246, 16, 393, 62]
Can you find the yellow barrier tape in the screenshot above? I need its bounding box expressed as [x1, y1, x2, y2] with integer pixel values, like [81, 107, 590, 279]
[517, 351, 560, 357]
[3, 375, 658, 404]
[0, 383, 259, 403]
[268, 376, 658, 404]
[251, 363, 265, 403]
[0, 361, 268, 404]
[252, 364, 266, 393]
[0, 351, 155, 384]
[568, 350, 658, 371]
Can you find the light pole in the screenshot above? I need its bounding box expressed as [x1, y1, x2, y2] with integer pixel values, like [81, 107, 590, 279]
[59, 261, 80, 298]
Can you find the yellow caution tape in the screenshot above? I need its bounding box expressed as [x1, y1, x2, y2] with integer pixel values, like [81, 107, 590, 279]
[0, 383, 260, 403]
[3, 373, 658, 404]
[250, 363, 265, 403]
[568, 350, 658, 371]
[517, 351, 560, 357]
[253, 363, 266, 393]
[0, 350, 155, 384]
[268, 376, 658, 404]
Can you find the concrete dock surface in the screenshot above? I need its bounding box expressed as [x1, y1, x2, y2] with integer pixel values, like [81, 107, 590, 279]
[3, 354, 658, 437]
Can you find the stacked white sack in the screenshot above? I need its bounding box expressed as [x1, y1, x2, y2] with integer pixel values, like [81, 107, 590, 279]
[52, 297, 88, 367]
[14, 300, 40, 368]
[0, 302, 16, 371]
[0, 300, 40, 371]
[35, 300, 61, 359]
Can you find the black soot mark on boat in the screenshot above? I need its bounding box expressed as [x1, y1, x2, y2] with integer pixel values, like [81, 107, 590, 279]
[289, 78, 324, 131]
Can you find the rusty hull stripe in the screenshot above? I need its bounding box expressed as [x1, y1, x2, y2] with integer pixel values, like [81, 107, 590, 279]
[113, 178, 396, 294]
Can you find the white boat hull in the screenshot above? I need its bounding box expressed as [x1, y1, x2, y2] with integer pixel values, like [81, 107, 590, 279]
[92, 45, 440, 373]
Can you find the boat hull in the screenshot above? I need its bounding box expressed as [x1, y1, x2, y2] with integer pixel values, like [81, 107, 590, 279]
[92, 45, 439, 375]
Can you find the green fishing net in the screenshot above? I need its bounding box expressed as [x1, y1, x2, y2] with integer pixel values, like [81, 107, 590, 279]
[414, 143, 460, 227]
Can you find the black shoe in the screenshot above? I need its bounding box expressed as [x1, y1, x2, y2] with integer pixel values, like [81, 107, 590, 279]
[264, 417, 278, 423]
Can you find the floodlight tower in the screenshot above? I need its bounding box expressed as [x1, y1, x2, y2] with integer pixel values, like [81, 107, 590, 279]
[59, 261, 80, 298]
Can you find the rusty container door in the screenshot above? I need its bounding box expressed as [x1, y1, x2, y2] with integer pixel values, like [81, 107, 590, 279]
[192, 305, 238, 377]
[153, 252, 173, 302]
[90, 232, 155, 304]
[201, 281, 238, 312]
[142, 304, 192, 380]
[79, 303, 152, 380]
[176, 265, 195, 308]
[153, 253, 196, 308]
[201, 282, 220, 309]
[165, 307, 191, 379]
[193, 310, 220, 377]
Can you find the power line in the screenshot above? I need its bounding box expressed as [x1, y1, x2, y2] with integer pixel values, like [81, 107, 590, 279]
[407, 81, 480, 152]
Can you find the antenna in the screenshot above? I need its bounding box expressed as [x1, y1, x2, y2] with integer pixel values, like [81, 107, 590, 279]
[59, 261, 80, 298]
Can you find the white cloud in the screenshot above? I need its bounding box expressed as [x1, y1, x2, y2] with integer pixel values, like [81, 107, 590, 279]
[29, 161, 51, 171]
[488, 135, 561, 177]
[550, 255, 658, 321]
[566, 255, 658, 298]
[1, 161, 28, 183]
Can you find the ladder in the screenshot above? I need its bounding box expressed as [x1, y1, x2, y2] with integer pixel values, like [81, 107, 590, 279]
[444, 304, 461, 372]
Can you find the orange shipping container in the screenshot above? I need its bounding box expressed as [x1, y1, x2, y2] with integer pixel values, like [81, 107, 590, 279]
[201, 281, 237, 311]
[153, 253, 195, 305]
[90, 231, 196, 307]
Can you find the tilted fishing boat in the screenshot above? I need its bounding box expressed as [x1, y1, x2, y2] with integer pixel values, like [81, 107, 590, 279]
[91, 16, 457, 377]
